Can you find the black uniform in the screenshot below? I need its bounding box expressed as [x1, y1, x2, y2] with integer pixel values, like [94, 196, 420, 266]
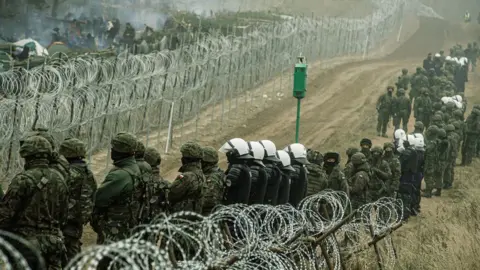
[288, 163, 308, 207]
[224, 163, 251, 205]
[263, 162, 282, 205]
[248, 164, 268, 204]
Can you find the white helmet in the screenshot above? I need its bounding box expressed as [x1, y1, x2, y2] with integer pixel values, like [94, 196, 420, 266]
[454, 100, 463, 109]
[411, 134, 425, 150]
[460, 57, 468, 66]
[441, 96, 453, 104]
[453, 95, 463, 103]
[259, 140, 280, 162]
[219, 138, 253, 159]
[248, 141, 265, 166]
[275, 150, 295, 171]
[434, 53, 441, 57]
[394, 129, 407, 153]
[394, 129, 406, 141]
[445, 56, 452, 61]
[283, 143, 309, 165]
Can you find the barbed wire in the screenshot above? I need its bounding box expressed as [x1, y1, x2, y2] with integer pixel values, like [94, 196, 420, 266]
[0, 0, 419, 179]
[56, 190, 402, 270]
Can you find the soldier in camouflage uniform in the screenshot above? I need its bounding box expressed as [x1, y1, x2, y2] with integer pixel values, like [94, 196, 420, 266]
[434, 129, 450, 196]
[0, 136, 69, 269]
[381, 142, 401, 197]
[359, 138, 372, 163]
[376, 86, 395, 137]
[461, 108, 480, 165]
[58, 138, 97, 264]
[23, 128, 71, 188]
[305, 149, 327, 196]
[201, 146, 226, 215]
[431, 114, 445, 129]
[92, 132, 141, 243]
[414, 88, 433, 128]
[170, 141, 205, 213]
[410, 67, 429, 102]
[444, 124, 459, 189]
[393, 88, 412, 132]
[368, 146, 392, 202]
[413, 121, 425, 134]
[348, 153, 370, 210]
[422, 126, 439, 198]
[444, 102, 456, 124]
[134, 141, 154, 223]
[344, 147, 359, 179]
[396, 68, 410, 91]
[323, 152, 349, 195]
[144, 147, 170, 220]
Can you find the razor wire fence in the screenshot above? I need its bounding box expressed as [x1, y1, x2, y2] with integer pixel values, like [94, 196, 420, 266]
[0, 191, 404, 270]
[0, 0, 410, 179]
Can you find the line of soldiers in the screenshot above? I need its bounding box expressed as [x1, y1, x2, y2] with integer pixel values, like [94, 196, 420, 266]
[375, 43, 476, 137]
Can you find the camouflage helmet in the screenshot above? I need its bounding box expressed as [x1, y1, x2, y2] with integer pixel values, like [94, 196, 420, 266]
[346, 147, 359, 157]
[397, 88, 405, 95]
[59, 138, 87, 158]
[472, 109, 480, 115]
[401, 68, 408, 74]
[371, 146, 383, 154]
[431, 114, 443, 121]
[111, 132, 137, 153]
[437, 128, 447, 138]
[180, 141, 203, 159]
[135, 140, 146, 156]
[416, 67, 422, 73]
[453, 110, 463, 117]
[21, 128, 56, 150]
[446, 102, 456, 110]
[452, 121, 462, 130]
[383, 142, 395, 152]
[445, 124, 455, 132]
[420, 88, 429, 94]
[20, 135, 52, 158]
[202, 146, 219, 163]
[144, 147, 161, 166]
[351, 152, 367, 165]
[414, 121, 424, 130]
[473, 104, 480, 110]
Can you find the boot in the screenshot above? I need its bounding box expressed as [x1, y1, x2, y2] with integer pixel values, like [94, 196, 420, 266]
[377, 132, 381, 136]
[382, 133, 388, 138]
[443, 183, 452, 189]
[433, 189, 442, 197]
[422, 190, 432, 198]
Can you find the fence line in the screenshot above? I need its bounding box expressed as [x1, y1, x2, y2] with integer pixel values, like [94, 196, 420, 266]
[0, 0, 437, 179]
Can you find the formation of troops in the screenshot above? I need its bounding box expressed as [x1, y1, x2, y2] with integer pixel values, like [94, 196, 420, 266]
[0, 42, 478, 269]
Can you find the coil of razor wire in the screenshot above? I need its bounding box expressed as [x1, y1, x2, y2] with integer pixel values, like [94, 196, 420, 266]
[58, 190, 403, 270]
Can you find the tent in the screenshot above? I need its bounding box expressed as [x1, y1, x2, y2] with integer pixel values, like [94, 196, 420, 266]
[47, 42, 71, 56]
[13, 38, 49, 57]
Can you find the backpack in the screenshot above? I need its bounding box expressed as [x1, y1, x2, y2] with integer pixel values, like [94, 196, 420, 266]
[121, 167, 152, 225]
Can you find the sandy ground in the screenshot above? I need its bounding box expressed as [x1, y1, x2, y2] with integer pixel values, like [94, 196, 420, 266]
[81, 15, 480, 249]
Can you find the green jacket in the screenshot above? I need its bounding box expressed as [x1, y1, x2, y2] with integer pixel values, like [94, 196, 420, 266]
[325, 165, 349, 195]
[93, 156, 140, 229]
